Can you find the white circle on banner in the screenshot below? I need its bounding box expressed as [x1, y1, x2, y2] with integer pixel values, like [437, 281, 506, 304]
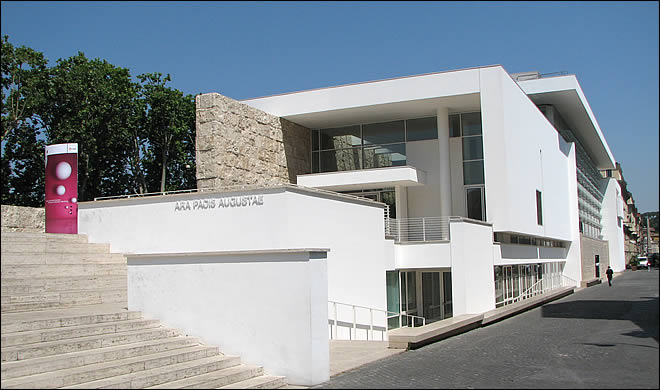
[56, 185, 66, 195]
[55, 162, 72, 180]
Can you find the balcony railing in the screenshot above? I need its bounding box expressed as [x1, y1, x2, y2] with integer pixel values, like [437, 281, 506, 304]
[387, 216, 451, 242]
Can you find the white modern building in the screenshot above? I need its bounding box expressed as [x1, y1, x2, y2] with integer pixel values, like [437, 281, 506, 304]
[77, 64, 625, 385]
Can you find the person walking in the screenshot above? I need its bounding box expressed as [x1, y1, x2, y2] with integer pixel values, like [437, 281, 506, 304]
[606, 266, 614, 286]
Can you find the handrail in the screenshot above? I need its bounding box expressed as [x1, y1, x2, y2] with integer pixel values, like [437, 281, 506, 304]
[328, 300, 426, 340]
[498, 273, 578, 307]
[389, 216, 450, 242]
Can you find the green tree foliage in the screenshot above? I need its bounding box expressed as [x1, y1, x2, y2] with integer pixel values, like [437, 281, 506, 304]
[137, 73, 196, 193]
[1, 35, 49, 206]
[1, 36, 197, 206]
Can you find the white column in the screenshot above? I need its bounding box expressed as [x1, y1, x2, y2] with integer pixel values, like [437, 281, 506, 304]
[437, 107, 452, 217]
[395, 186, 408, 219]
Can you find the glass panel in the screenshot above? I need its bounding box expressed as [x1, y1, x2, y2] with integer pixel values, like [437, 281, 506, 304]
[466, 187, 484, 221]
[406, 272, 416, 313]
[463, 160, 484, 185]
[311, 130, 319, 151]
[462, 136, 483, 160]
[443, 272, 452, 318]
[362, 120, 405, 145]
[320, 148, 362, 172]
[512, 265, 520, 298]
[312, 151, 319, 173]
[406, 117, 437, 141]
[422, 272, 442, 323]
[319, 125, 361, 150]
[536, 190, 543, 225]
[363, 143, 406, 169]
[386, 271, 400, 330]
[495, 266, 503, 305]
[449, 114, 461, 137]
[462, 112, 482, 136]
[381, 190, 397, 219]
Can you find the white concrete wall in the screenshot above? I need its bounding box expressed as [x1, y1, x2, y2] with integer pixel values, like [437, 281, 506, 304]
[449, 220, 496, 314]
[406, 140, 442, 218]
[479, 67, 573, 242]
[601, 178, 626, 272]
[127, 252, 328, 386]
[394, 242, 451, 270]
[79, 186, 391, 343]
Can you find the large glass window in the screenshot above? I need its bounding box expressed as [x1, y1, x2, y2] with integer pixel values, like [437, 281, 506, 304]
[462, 136, 483, 160]
[463, 161, 484, 185]
[466, 187, 485, 221]
[461, 112, 482, 136]
[386, 271, 400, 329]
[406, 117, 438, 141]
[363, 144, 406, 169]
[362, 120, 404, 145]
[311, 116, 439, 173]
[536, 190, 543, 225]
[319, 125, 361, 150]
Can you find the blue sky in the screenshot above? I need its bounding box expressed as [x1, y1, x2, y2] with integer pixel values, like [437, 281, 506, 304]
[2, 1, 658, 212]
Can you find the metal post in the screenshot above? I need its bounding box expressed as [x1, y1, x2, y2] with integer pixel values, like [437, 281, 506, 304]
[352, 306, 357, 340]
[333, 302, 338, 340]
[369, 309, 374, 341]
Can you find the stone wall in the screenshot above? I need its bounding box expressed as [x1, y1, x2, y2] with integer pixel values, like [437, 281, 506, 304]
[580, 234, 610, 281]
[196, 93, 310, 190]
[1, 205, 45, 232]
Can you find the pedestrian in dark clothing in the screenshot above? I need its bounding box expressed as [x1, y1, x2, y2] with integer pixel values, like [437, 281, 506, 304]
[606, 266, 614, 286]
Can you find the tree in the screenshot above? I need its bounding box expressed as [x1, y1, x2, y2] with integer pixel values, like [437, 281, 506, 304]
[137, 73, 196, 193]
[37, 53, 140, 201]
[1, 35, 49, 206]
[2, 37, 197, 205]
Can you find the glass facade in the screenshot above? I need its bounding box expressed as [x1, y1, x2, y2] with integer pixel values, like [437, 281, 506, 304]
[494, 262, 564, 308]
[387, 269, 453, 329]
[538, 104, 604, 239]
[310, 116, 438, 174]
[450, 111, 486, 221]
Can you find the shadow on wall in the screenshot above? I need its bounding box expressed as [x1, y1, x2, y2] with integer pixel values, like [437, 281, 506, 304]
[280, 118, 311, 184]
[541, 297, 659, 343]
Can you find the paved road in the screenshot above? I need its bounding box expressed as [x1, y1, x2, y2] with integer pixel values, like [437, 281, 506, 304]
[315, 270, 659, 389]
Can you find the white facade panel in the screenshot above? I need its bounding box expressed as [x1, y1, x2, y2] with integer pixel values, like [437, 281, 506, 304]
[394, 242, 452, 270]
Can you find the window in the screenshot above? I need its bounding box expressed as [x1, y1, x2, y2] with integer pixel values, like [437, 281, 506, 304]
[536, 190, 543, 225]
[466, 187, 485, 221]
[406, 117, 438, 141]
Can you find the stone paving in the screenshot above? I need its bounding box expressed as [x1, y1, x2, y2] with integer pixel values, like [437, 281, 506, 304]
[315, 270, 659, 389]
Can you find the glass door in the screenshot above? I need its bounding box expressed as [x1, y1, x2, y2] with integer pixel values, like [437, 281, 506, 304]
[422, 272, 443, 323]
[400, 271, 417, 326]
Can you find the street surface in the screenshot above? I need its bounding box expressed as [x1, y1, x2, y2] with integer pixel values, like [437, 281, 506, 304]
[315, 269, 659, 388]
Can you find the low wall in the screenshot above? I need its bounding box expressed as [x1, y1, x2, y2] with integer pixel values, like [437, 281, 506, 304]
[127, 249, 329, 386]
[1, 205, 45, 232]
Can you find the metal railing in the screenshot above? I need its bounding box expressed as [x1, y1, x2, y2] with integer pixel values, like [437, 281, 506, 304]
[497, 274, 578, 307]
[328, 300, 426, 341]
[388, 217, 451, 242]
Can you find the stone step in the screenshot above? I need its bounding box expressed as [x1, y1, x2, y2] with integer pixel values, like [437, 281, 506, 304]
[2, 242, 111, 254]
[218, 374, 287, 389]
[1, 233, 89, 243]
[1, 288, 127, 307]
[1, 290, 127, 313]
[1, 252, 126, 265]
[2, 326, 180, 362]
[1, 264, 127, 278]
[2, 318, 161, 347]
[0, 345, 223, 389]
[144, 363, 264, 389]
[1, 276, 127, 296]
[1, 304, 138, 333]
[62, 355, 243, 389]
[1, 335, 200, 380]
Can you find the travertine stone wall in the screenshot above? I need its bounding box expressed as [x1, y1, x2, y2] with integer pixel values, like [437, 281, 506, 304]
[1, 205, 45, 232]
[580, 234, 610, 281]
[196, 93, 310, 190]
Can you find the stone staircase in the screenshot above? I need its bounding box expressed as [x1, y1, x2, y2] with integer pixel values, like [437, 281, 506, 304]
[1, 232, 288, 388]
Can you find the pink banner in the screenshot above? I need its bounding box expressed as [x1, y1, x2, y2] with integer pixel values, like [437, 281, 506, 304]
[45, 143, 78, 234]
